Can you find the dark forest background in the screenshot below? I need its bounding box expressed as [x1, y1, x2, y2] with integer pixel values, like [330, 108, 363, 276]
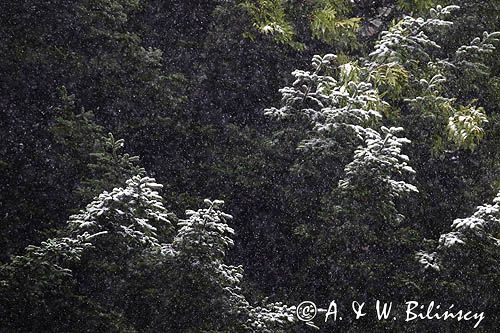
[0, 0, 499, 332]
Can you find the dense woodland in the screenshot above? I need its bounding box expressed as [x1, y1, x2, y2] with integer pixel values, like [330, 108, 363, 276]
[0, 0, 499, 331]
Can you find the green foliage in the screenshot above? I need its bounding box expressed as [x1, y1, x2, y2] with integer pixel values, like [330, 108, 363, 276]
[370, 62, 409, 99]
[265, 54, 388, 152]
[446, 103, 488, 150]
[0, 174, 297, 331]
[454, 31, 500, 76]
[264, 4, 500, 330]
[0, 0, 178, 256]
[367, 5, 498, 154]
[78, 133, 145, 201]
[397, 0, 444, 14]
[240, 0, 298, 47]
[51, 86, 104, 155]
[0, 233, 132, 331]
[417, 192, 500, 329]
[1, 0, 500, 331]
[338, 127, 418, 203]
[266, 4, 494, 158]
[310, 1, 361, 47]
[240, 0, 360, 50]
[50, 87, 144, 201]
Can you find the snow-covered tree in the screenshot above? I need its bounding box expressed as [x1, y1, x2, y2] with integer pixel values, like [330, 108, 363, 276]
[338, 126, 418, 222]
[262, 6, 499, 329]
[77, 133, 146, 201]
[418, 191, 500, 271]
[1, 174, 297, 332]
[174, 199, 235, 260]
[415, 191, 500, 330]
[265, 5, 498, 158]
[69, 175, 172, 249]
[169, 199, 296, 332]
[264, 54, 386, 151]
[368, 5, 458, 65]
[454, 31, 500, 76]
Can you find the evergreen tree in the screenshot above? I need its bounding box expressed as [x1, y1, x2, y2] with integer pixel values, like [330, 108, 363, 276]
[0, 0, 180, 257]
[1, 172, 296, 331]
[0, 0, 499, 331]
[416, 191, 500, 330]
[264, 4, 499, 330]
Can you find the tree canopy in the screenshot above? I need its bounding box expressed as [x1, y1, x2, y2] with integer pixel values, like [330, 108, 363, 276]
[0, 0, 499, 331]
